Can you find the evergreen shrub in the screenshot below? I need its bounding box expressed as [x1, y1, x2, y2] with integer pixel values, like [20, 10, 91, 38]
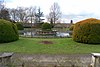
[0, 19, 19, 43]
[73, 18, 100, 44]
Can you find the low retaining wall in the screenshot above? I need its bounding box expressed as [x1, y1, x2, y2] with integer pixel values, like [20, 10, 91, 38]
[12, 53, 92, 67]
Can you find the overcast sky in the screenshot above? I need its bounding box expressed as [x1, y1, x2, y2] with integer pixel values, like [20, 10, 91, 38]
[3, 0, 100, 23]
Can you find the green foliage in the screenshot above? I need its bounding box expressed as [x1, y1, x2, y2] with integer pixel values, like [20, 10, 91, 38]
[68, 24, 75, 36]
[73, 18, 100, 44]
[0, 19, 19, 43]
[16, 22, 24, 30]
[35, 8, 44, 23]
[69, 24, 74, 31]
[41, 23, 52, 31]
[34, 22, 44, 28]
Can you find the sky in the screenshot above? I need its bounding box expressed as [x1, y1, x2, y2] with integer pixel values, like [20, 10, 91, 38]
[2, 0, 100, 23]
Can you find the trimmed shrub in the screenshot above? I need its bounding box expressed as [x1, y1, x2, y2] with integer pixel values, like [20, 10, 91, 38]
[73, 18, 100, 44]
[41, 23, 52, 31]
[34, 22, 44, 28]
[0, 19, 19, 43]
[16, 22, 24, 30]
[69, 24, 75, 31]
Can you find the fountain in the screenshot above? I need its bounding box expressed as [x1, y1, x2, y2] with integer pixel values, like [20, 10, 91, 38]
[35, 30, 57, 36]
[19, 23, 70, 38]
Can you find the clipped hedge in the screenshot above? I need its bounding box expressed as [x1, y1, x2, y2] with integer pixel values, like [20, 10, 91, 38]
[16, 22, 24, 30]
[0, 19, 19, 43]
[69, 24, 75, 31]
[73, 18, 100, 44]
[41, 23, 52, 31]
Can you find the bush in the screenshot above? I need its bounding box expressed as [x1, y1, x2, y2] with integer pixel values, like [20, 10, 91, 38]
[69, 24, 75, 36]
[34, 22, 44, 28]
[73, 18, 100, 44]
[0, 19, 19, 43]
[69, 24, 75, 31]
[41, 23, 52, 31]
[16, 22, 24, 30]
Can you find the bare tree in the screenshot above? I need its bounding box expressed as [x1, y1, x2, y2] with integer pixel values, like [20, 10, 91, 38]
[9, 7, 36, 23]
[16, 7, 28, 22]
[9, 7, 24, 22]
[27, 6, 36, 22]
[0, 0, 4, 10]
[47, 2, 61, 25]
[10, 6, 36, 37]
[0, 8, 10, 20]
[0, 0, 10, 20]
[9, 8, 18, 22]
[26, 6, 36, 37]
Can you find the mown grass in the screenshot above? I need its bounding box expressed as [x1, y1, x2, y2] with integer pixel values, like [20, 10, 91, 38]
[0, 37, 100, 54]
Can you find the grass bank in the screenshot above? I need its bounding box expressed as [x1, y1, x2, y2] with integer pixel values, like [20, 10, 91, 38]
[0, 37, 100, 54]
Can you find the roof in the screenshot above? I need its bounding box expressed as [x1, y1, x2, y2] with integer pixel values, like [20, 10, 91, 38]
[54, 23, 72, 28]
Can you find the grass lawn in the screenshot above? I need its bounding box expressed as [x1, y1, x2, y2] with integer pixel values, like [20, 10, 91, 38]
[0, 37, 100, 54]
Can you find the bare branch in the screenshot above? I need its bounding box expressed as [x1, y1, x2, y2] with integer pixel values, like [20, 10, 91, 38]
[47, 2, 62, 25]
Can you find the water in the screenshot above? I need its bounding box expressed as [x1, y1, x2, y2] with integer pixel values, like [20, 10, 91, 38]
[24, 32, 35, 36]
[56, 32, 70, 37]
[19, 30, 70, 37]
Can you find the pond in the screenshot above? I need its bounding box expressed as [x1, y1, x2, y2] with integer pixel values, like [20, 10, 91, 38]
[56, 32, 70, 37]
[19, 30, 70, 37]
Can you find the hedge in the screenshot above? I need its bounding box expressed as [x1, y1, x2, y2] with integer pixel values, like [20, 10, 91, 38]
[41, 23, 52, 31]
[0, 19, 19, 43]
[73, 18, 100, 44]
[16, 22, 24, 30]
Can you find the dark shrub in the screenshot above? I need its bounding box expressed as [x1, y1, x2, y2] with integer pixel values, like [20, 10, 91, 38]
[34, 22, 44, 28]
[0, 19, 19, 43]
[41, 23, 52, 31]
[69, 24, 74, 31]
[69, 24, 75, 36]
[16, 22, 24, 30]
[73, 18, 100, 44]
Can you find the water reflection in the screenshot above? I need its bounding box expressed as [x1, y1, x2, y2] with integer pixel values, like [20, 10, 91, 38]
[19, 30, 70, 37]
[56, 32, 70, 37]
[24, 32, 35, 36]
